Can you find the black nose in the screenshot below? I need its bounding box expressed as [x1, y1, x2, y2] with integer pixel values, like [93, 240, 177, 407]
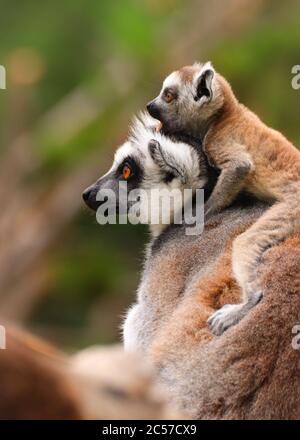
[82, 184, 102, 211]
[82, 187, 91, 202]
[147, 100, 161, 120]
[146, 101, 153, 112]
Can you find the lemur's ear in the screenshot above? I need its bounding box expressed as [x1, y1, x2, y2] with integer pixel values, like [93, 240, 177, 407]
[148, 140, 186, 183]
[195, 63, 215, 105]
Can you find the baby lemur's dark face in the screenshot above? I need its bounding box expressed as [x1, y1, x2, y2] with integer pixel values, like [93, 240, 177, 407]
[147, 62, 223, 138]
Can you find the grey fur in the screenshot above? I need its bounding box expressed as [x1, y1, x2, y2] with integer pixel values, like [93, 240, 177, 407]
[84, 114, 300, 419]
[123, 202, 266, 351]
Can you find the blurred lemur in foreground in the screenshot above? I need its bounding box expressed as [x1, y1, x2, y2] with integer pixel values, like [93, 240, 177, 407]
[147, 62, 300, 335]
[82, 114, 300, 419]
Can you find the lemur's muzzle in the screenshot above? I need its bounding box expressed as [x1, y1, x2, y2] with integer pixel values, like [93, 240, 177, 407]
[82, 184, 101, 211]
[82, 173, 121, 212]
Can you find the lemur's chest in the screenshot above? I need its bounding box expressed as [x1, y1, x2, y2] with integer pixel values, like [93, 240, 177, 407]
[123, 263, 187, 353]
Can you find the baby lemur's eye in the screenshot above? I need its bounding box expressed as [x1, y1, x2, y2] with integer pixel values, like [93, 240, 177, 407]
[122, 164, 132, 180]
[164, 92, 174, 104]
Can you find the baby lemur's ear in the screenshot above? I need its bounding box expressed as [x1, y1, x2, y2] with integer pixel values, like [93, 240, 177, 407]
[148, 140, 187, 183]
[194, 62, 215, 105]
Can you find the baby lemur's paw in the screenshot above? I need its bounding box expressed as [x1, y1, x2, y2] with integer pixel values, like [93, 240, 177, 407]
[208, 303, 245, 336]
[208, 291, 263, 336]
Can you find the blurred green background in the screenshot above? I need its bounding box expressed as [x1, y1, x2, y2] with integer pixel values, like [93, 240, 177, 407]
[0, 0, 299, 350]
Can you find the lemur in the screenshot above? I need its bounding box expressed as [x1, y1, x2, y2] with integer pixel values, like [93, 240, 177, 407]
[82, 113, 263, 353]
[82, 114, 300, 419]
[147, 62, 300, 335]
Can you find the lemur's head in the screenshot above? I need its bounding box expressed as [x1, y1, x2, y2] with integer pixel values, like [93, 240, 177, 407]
[147, 62, 234, 136]
[83, 113, 208, 236]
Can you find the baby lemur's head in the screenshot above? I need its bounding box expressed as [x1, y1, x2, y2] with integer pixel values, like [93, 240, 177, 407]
[147, 62, 236, 138]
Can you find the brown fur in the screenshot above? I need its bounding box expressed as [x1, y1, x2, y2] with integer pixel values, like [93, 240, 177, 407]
[178, 65, 199, 83]
[148, 227, 300, 419]
[205, 74, 300, 198]
[0, 326, 181, 419]
[0, 326, 81, 419]
[149, 227, 247, 362]
[201, 71, 300, 331]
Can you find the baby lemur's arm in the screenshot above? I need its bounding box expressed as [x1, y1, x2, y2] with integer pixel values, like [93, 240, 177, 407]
[204, 145, 253, 216]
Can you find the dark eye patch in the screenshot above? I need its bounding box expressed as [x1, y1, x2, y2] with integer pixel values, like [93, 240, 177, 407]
[164, 171, 175, 183]
[116, 156, 144, 189]
[117, 157, 137, 177]
[163, 87, 178, 100]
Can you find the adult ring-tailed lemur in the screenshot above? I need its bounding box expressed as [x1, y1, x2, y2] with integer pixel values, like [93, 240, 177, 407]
[82, 114, 300, 419]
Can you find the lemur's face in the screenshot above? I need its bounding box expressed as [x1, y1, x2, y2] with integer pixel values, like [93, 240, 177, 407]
[147, 62, 223, 135]
[83, 114, 207, 233]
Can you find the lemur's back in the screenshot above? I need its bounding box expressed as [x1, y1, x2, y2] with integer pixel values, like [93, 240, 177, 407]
[129, 199, 266, 353]
[127, 199, 300, 419]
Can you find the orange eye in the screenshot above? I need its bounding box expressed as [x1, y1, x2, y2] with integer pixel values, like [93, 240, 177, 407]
[164, 92, 174, 103]
[122, 164, 132, 180]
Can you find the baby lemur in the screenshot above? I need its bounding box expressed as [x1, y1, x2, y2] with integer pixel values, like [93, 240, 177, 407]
[147, 62, 300, 335]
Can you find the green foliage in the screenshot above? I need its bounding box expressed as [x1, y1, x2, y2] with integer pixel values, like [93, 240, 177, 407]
[1, 0, 299, 348]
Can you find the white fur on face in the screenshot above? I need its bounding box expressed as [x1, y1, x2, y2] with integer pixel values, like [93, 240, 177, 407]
[162, 71, 181, 91]
[113, 112, 203, 187]
[108, 113, 207, 236]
